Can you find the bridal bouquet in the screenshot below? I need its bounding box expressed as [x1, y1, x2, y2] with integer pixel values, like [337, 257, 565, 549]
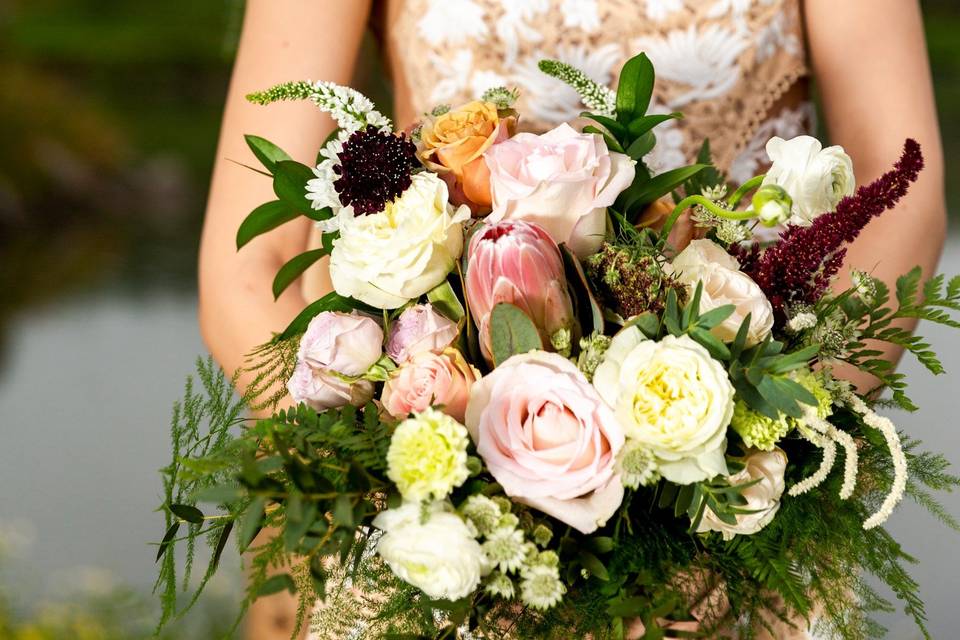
[155, 54, 960, 639]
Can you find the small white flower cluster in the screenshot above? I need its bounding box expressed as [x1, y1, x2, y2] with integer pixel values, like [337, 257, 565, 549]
[307, 80, 391, 133]
[619, 439, 660, 489]
[305, 133, 349, 229]
[460, 496, 566, 610]
[692, 186, 752, 245]
[788, 424, 837, 498]
[785, 310, 818, 334]
[576, 332, 612, 382]
[842, 391, 908, 530]
[536, 59, 616, 115]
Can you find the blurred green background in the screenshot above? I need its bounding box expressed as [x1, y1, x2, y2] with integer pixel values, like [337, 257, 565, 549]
[0, 1, 957, 638]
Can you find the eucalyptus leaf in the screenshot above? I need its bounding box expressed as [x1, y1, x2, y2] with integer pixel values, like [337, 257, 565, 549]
[490, 303, 543, 366]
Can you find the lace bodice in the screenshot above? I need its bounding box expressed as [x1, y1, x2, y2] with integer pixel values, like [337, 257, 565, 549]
[382, 0, 813, 175]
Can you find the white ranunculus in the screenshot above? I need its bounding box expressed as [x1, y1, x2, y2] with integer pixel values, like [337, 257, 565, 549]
[668, 239, 774, 347]
[697, 447, 787, 540]
[593, 330, 734, 485]
[762, 135, 855, 226]
[373, 501, 490, 601]
[329, 172, 471, 309]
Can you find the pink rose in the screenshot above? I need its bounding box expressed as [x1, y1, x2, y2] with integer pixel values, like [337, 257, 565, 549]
[465, 220, 575, 363]
[484, 123, 636, 257]
[386, 304, 459, 363]
[287, 310, 384, 410]
[381, 349, 478, 423]
[464, 351, 625, 533]
[287, 360, 374, 411]
[298, 311, 384, 376]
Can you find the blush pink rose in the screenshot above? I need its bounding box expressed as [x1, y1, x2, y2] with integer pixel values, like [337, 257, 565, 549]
[381, 348, 478, 423]
[386, 304, 459, 363]
[299, 311, 384, 376]
[465, 220, 575, 363]
[287, 360, 374, 411]
[464, 351, 625, 533]
[484, 123, 636, 257]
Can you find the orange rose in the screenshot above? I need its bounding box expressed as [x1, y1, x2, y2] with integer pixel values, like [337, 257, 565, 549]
[418, 101, 516, 211]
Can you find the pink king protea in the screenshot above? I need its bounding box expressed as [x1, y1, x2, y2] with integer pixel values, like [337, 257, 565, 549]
[465, 220, 576, 362]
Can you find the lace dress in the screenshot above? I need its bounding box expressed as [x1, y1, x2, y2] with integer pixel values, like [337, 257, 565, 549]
[306, 2, 824, 637]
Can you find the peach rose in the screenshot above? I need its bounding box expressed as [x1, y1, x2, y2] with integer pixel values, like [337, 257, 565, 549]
[418, 100, 516, 210]
[381, 348, 479, 423]
[464, 351, 625, 533]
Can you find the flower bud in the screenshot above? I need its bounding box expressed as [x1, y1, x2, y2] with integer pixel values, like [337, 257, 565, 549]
[752, 184, 793, 227]
[465, 221, 576, 362]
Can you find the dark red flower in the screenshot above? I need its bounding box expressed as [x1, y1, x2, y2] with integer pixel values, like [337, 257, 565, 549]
[739, 139, 924, 320]
[333, 126, 419, 215]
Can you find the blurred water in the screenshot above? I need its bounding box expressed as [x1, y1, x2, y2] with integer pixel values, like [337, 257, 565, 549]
[0, 242, 959, 636]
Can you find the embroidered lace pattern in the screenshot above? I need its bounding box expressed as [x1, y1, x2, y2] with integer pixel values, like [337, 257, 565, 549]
[387, 0, 812, 173]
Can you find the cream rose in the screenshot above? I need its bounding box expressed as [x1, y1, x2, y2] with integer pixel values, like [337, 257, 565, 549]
[329, 172, 470, 309]
[593, 330, 734, 485]
[465, 351, 625, 533]
[762, 135, 855, 226]
[697, 447, 787, 539]
[668, 239, 774, 347]
[373, 501, 490, 601]
[484, 123, 635, 257]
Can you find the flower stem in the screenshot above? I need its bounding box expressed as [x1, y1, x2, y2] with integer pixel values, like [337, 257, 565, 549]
[658, 195, 755, 247]
[727, 175, 766, 208]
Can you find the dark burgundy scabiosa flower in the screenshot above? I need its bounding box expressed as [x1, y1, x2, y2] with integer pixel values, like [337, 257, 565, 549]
[333, 125, 419, 215]
[740, 139, 924, 321]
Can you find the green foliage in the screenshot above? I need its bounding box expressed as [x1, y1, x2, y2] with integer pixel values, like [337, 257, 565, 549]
[235, 200, 300, 249]
[814, 268, 960, 411]
[272, 244, 335, 300]
[489, 302, 544, 366]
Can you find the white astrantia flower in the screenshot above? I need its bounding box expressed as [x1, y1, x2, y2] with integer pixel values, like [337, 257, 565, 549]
[519, 564, 566, 610]
[417, 0, 489, 47]
[373, 501, 491, 601]
[329, 172, 470, 309]
[484, 571, 516, 599]
[482, 527, 528, 574]
[762, 135, 856, 226]
[460, 495, 503, 537]
[697, 447, 787, 540]
[594, 330, 735, 485]
[634, 24, 749, 108]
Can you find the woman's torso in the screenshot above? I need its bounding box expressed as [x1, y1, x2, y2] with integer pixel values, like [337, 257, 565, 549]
[381, 0, 814, 180]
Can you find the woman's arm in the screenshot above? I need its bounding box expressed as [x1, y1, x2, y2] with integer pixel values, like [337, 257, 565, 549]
[805, 0, 947, 388]
[198, 3, 371, 639]
[199, 0, 371, 394]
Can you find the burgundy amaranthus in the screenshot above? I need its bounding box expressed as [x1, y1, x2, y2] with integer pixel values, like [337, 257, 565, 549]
[740, 139, 924, 320]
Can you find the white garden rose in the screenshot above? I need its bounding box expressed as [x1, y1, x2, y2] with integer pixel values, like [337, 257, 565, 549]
[593, 329, 735, 484]
[329, 172, 471, 309]
[373, 501, 490, 601]
[697, 447, 787, 540]
[668, 240, 774, 348]
[762, 135, 855, 226]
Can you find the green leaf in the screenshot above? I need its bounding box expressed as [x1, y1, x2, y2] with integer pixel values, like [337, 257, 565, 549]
[623, 164, 707, 214]
[627, 113, 681, 139]
[578, 551, 610, 581]
[155, 522, 180, 562]
[272, 248, 332, 300]
[582, 125, 625, 153]
[257, 573, 296, 597]
[581, 112, 627, 139]
[627, 312, 660, 339]
[239, 496, 266, 552]
[616, 52, 655, 124]
[276, 291, 373, 341]
[211, 521, 233, 570]
[273, 160, 316, 214]
[696, 305, 736, 330]
[245, 134, 292, 173]
[169, 503, 204, 524]
[192, 484, 243, 504]
[624, 131, 656, 160]
[303, 206, 333, 223]
[427, 280, 466, 322]
[489, 303, 544, 366]
[690, 327, 731, 361]
[333, 494, 354, 528]
[236, 200, 299, 249]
